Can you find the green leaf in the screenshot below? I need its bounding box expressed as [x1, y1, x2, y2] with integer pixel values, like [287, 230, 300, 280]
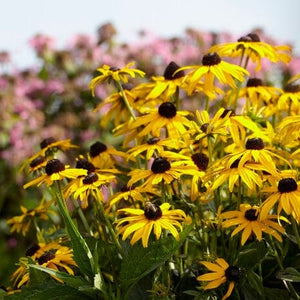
[120, 223, 193, 294]
[3, 281, 94, 300]
[264, 287, 290, 300]
[246, 270, 264, 296]
[28, 264, 89, 288]
[276, 267, 300, 282]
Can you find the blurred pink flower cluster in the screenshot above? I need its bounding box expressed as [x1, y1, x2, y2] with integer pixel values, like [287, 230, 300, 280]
[0, 23, 298, 167]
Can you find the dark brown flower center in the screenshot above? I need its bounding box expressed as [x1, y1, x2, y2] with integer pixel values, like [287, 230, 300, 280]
[278, 178, 298, 193]
[191, 153, 209, 171]
[89, 141, 107, 157]
[147, 137, 160, 145]
[122, 83, 134, 91]
[25, 243, 40, 257]
[76, 158, 96, 173]
[158, 102, 177, 118]
[238, 33, 260, 42]
[244, 208, 258, 221]
[151, 157, 171, 174]
[202, 53, 221, 66]
[120, 184, 135, 192]
[82, 173, 99, 184]
[163, 61, 184, 80]
[109, 66, 120, 71]
[40, 137, 56, 149]
[38, 251, 55, 265]
[220, 108, 235, 118]
[247, 78, 263, 87]
[45, 159, 65, 175]
[144, 202, 162, 220]
[200, 123, 209, 133]
[30, 156, 46, 168]
[225, 266, 241, 282]
[245, 138, 264, 150]
[284, 83, 300, 93]
[230, 158, 241, 169]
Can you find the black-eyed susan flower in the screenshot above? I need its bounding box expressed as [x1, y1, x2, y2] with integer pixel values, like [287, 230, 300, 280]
[197, 258, 240, 300]
[115, 202, 186, 247]
[7, 199, 55, 236]
[11, 242, 77, 288]
[221, 204, 285, 245]
[89, 62, 145, 96]
[23, 158, 87, 189]
[178, 52, 249, 94]
[108, 183, 159, 208]
[21, 138, 78, 172]
[88, 141, 127, 169]
[276, 115, 300, 147]
[208, 159, 263, 192]
[260, 177, 300, 222]
[145, 61, 186, 100]
[277, 81, 300, 112]
[129, 102, 193, 138]
[225, 137, 281, 175]
[127, 157, 185, 188]
[209, 32, 291, 71]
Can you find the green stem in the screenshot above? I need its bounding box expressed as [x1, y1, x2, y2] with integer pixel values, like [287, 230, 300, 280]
[73, 200, 94, 236]
[116, 81, 136, 121]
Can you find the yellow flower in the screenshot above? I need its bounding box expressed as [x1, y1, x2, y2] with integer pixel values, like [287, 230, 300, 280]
[89, 62, 145, 96]
[276, 115, 300, 147]
[260, 177, 300, 222]
[23, 159, 87, 189]
[209, 32, 291, 71]
[129, 102, 193, 138]
[11, 242, 77, 289]
[115, 202, 186, 247]
[7, 199, 55, 236]
[221, 204, 285, 245]
[197, 258, 240, 300]
[178, 52, 249, 94]
[277, 81, 300, 112]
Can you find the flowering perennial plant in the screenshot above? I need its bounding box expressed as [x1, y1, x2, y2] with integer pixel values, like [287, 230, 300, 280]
[2, 27, 300, 300]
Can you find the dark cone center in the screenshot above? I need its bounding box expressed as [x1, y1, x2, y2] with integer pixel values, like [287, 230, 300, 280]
[38, 251, 55, 265]
[247, 78, 263, 87]
[83, 173, 99, 184]
[238, 33, 260, 42]
[284, 83, 300, 93]
[202, 53, 221, 66]
[158, 102, 177, 119]
[89, 141, 107, 157]
[25, 243, 40, 257]
[76, 158, 96, 173]
[147, 137, 160, 145]
[45, 159, 65, 175]
[163, 61, 184, 80]
[244, 208, 259, 221]
[245, 138, 264, 150]
[144, 202, 162, 220]
[200, 123, 209, 133]
[151, 157, 171, 174]
[225, 266, 241, 282]
[30, 156, 46, 168]
[220, 108, 235, 118]
[191, 153, 209, 171]
[278, 178, 298, 193]
[40, 137, 56, 149]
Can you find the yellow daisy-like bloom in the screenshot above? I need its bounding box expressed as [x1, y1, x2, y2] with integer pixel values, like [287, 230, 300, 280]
[276, 115, 300, 147]
[127, 137, 184, 160]
[207, 159, 263, 192]
[108, 184, 159, 209]
[277, 81, 300, 112]
[11, 242, 77, 288]
[225, 137, 281, 175]
[89, 62, 145, 96]
[88, 141, 128, 169]
[127, 156, 187, 188]
[197, 258, 240, 300]
[238, 77, 282, 112]
[209, 32, 291, 71]
[260, 177, 300, 222]
[221, 204, 285, 245]
[23, 159, 87, 189]
[94, 83, 137, 127]
[7, 199, 55, 236]
[21, 138, 78, 172]
[178, 52, 249, 94]
[115, 202, 186, 247]
[144, 61, 186, 100]
[129, 102, 193, 138]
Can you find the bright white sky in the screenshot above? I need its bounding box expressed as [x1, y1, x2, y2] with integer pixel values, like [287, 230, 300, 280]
[1, 0, 300, 67]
